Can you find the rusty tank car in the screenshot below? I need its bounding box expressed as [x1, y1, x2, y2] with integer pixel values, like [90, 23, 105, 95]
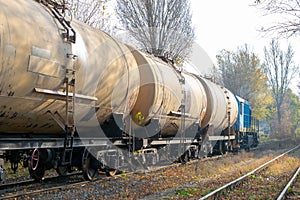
[0, 0, 249, 181]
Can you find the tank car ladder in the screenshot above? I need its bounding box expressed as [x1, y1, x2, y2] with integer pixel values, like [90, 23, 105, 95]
[41, 0, 78, 166]
[225, 90, 233, 151]
[39, 0, 76, 43]
[62, 57, 76, 166]
[178, 70, 187, 161]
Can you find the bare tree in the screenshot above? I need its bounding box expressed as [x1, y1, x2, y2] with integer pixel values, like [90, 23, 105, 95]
[116, 0, 195, 61]
[255, 0, 300, 37]
[263, 39, 298, 124]
[69, 0, 113, 33]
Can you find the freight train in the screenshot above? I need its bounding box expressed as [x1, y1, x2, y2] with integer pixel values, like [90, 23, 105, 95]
[0, 0, 259, 181]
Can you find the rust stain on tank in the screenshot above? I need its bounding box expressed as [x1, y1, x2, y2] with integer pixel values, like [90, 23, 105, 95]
[7, 91, 14, 96]
[41, 123, 51, 128]
[0, 111, 6, 117]
[9, 112, 18, 119]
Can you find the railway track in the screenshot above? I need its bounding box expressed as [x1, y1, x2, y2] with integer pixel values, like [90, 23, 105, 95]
[0, 153, 229, 199]
[1, 180, 89, 200]
[0, 170, 83, 191]
[0, 172, 87, 200]
[199, 144, 300, 200]
[277, 166, 300, 200]
[1, 141, 295, 200]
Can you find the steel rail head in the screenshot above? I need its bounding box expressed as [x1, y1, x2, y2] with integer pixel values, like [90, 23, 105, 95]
[199, 144, 300, 200]
[277, 166, 300, 200]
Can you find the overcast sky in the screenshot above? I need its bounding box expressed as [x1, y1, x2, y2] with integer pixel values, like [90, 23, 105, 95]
[190, 0, 300, 94]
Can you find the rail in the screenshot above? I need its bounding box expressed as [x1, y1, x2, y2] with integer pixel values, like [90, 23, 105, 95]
[277, 166, 300, 200]
[199, 144, 300, 200]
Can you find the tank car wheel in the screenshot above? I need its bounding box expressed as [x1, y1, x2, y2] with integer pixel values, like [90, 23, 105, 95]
[56, 166, 69, 176]
[199, 138, 213, 158]
[150, 154, 159, 165]
[189, 148, 197, 160]
[179, 152, 188, 164]
[199, 142, 210, 159]
[28, 148, 45, 181]
[11, 162, 19, 173]
[82, 148, 98, 181]
[105, 169, 118, 177]
[218, 141, 227, 155]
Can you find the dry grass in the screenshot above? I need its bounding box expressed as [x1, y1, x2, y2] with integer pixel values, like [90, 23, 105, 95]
[265, 156, 300, 176]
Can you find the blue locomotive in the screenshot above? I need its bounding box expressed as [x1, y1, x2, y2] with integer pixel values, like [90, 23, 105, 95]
[234, 96, 259, 150]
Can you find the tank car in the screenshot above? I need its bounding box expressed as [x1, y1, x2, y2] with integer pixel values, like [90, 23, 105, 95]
[0, 0, 142, 179]
[0, 0, 252, 181]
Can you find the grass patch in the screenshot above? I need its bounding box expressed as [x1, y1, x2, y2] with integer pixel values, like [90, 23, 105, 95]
[202, 188, 216, 195]
[175, 188, 197, 197]
[236, 189, 245, 193]
[249, 194, 257, 200]
[248, 174, 263, 180]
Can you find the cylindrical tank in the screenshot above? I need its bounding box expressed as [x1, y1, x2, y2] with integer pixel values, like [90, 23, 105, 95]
[225, 88, 238, 130]
[122, 48, 208, 138]
[126, 49, 183, 137]
[182, 73, 207, 125]
[198, 77, 238, 134]
[0, 0, 140, 134]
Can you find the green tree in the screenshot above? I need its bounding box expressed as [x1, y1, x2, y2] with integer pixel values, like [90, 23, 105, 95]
[216, 45, 273, 120]
[115, 0, 195, 60]
[287, 90, 300, 137]
[269, 89, 300, 138]
[298, 73, 300, 97]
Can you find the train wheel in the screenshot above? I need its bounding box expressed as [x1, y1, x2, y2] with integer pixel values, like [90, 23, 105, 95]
[189, 148, 197, 160]
[217, 141, 222, 154]
[28, 148, 45, 181]
[198, 146, 207, 159]
[226, 141, 233, 152]
[218, 141, 227, 155]
[11, 162, 18, 173]
[179, 152, 188, 164]
[105, 169, 118, 177]
[82, 148, 98, 181]
[150, 154, 159, 165]
[56, 166, 69, 176]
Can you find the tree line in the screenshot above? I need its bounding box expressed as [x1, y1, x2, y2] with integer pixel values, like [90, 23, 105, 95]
[216, 41, 299, 138]
[66, 0, 299, 138]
